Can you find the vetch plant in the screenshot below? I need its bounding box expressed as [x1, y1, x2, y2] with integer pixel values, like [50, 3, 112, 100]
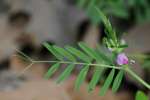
[17, 7, 150, 98]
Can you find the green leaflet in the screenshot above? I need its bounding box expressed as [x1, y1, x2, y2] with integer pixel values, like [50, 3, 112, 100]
[112, 70, 124, 93]
[56, 64, 74, 83]
[135, 91, 148, 100]
[44, 63, 60, 79]
[99, 69, 115, 96]
[65, 46, 92, 63]
[78, 42, 101, 62]
[75, 65, 89, 90]
[95, 7, 118, 45]
[43, 42, 64, 61]
[88, 66, 105, 92]
[53, 45, 76, 61]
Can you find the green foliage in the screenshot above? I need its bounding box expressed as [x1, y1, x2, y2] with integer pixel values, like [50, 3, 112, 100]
[76, 0, 150, 24]
[135, 91, 148, 100]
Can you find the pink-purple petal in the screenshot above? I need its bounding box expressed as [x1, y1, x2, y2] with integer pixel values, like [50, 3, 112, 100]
[116, 53, 129, 65]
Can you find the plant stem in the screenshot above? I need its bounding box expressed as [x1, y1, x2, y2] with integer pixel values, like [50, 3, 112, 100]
[32, 60, 122, 70]
[125, 67, 150, 90]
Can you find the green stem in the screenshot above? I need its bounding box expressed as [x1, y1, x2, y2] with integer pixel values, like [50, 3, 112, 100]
[125, 67, 150, 90]
[32, 60, 122, 70]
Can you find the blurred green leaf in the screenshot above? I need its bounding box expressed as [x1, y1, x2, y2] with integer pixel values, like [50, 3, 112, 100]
[135, 91, 148, 100]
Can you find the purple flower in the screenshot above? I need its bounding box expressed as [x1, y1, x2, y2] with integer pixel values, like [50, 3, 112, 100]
[116, 53, 129, 65]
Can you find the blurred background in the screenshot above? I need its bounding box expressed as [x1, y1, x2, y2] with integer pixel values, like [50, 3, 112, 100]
[0, 0, 149, 100]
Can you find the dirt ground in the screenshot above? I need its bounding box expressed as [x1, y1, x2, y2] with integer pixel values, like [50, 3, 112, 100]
[0, 78, 133, 100]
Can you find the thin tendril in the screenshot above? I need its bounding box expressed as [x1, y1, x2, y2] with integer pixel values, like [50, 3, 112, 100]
[15, 48, 33, 62]
[19, 63, 34, 76]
